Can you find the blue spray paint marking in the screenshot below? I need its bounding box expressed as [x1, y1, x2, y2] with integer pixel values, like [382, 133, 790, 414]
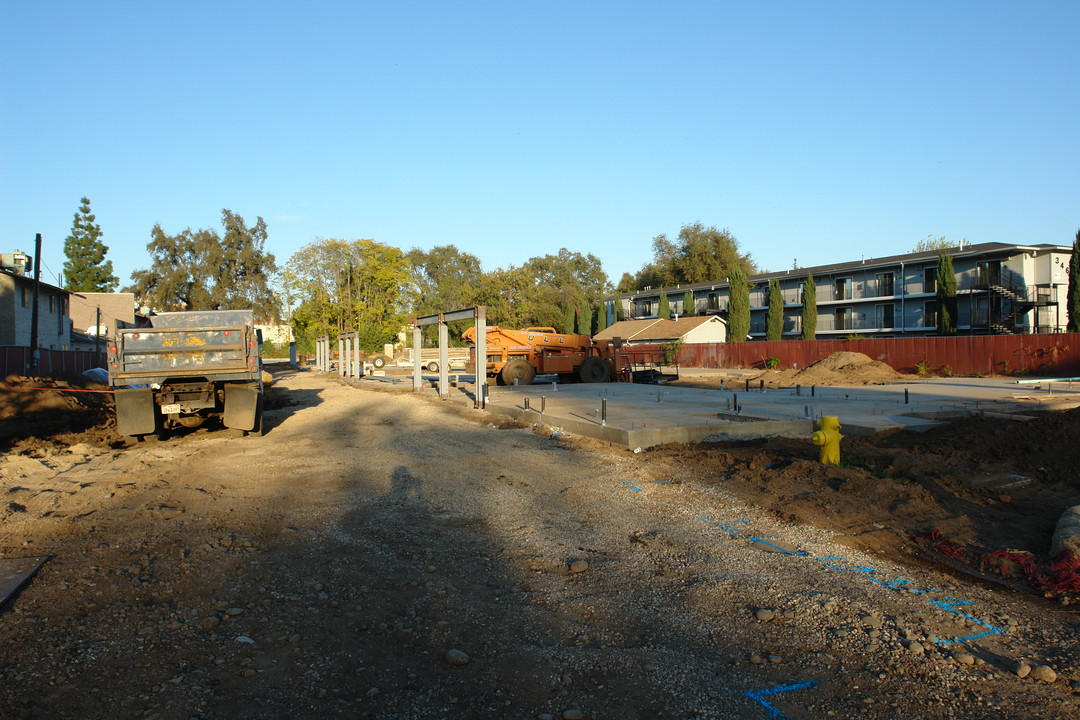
[716, 520, 1004, 645]
[745, 680, 819, 720]
[748, 536, 810, 557]
[654, 480, 672, 484]
[928, 598, 1004, 644]
[619, 480, 643, 492]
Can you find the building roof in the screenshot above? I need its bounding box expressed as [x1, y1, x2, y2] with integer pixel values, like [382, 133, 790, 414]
[594, 315, 723, 342]
[619, 241, 1073, 299]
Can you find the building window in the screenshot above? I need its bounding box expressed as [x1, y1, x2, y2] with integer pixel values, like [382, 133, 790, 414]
[875, 304, 894, 329]
[835, 307, 851, 331]
[875, 272, 894, 297]
[924, 268, 937, 294]
[49, 294, 56, 313]
[707, 292, 720, 311]
[834, 278, 852, 301]
[21, 287, 29, 307]
[924, 300, 938, 328]
[972, 296, 989, 327]
[635, 300, 653, 316]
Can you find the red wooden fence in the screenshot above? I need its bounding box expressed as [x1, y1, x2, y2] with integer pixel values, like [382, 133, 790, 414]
[1, 347, 106, 379]
[672, 334, 1080, 376]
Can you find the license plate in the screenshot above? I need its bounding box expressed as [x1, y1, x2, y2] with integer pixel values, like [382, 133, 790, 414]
[160, 403, 181, 414]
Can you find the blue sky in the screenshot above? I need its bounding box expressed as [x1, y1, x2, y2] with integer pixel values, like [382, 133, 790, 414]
[2, 1, 1077, 293]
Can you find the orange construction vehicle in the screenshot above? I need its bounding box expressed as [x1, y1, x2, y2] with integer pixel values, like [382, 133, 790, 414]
[462, 326, 614, 385]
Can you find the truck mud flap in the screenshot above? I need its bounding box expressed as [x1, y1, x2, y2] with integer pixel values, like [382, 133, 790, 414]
[224, 383, 260, 431]
[115, 388, 158, 436]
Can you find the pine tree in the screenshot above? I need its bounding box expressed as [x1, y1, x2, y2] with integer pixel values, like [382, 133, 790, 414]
[658, 291, 670, 319]
[801, 272, 817, 340]
[1067, 229, 1080, 332]
[683, 290, 694, 317]
[63, 197, 118, 292]
[936, 252, 957, 335]
[727, 267, 750, 342]
[765, 279, 784, 341]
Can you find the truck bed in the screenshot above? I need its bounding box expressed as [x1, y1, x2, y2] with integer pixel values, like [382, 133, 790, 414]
[109, 311, 260, 386]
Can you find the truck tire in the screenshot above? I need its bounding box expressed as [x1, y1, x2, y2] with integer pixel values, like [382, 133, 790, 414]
[373, 355, 388, 369]
[578, 356, 612, 383]
[501, 358, 536, 386]
[427, 360, 439, 372]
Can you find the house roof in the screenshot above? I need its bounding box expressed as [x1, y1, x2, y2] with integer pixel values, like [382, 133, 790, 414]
[594, 316, 723, 342]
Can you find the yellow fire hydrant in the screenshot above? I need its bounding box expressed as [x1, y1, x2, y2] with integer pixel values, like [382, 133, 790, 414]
[811, 416, 843, 465]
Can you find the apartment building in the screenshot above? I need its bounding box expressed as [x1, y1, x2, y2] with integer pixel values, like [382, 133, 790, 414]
[0, 267, 73, 349]
[614, 242, 1072, 338]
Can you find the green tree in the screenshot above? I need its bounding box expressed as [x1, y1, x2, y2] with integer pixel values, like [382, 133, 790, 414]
[632, 222, 756, 290]
[579, 301, 591, 334]
[563, 304, 575, 334]
[765, 278, 784, 341]
[480, 249, 610, 331]
[936, 252, 958, 335]
[286, 238, 412, 352]
[596, 302, 608, 333]
[406, 245, 484, 344]
[801, 272, 817, 340]
[1067, 230, 1080, 332]
[658, 290, 670, 319]
[126, 209, 279, 320]
[63, 197, 118, 292]
[407, 245, 483, 315]
[911, 234, 955, 253]
[727, 266, 750, 342]
[682, 290, 695, 317]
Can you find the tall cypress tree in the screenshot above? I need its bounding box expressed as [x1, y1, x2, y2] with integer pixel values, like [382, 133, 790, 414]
[727, 267, 750, 342]
[63, 197, 118, 292]
[1067, 229, 1080, 332]
[563, 304, 576, 334]
[936, 252, 958, 335]
[596, 302, 608, 333]
[658, 290, 670, 319]
[765, 279, 784, 341]
[682, 290, 695, 317]
[801, 272, 817, 340]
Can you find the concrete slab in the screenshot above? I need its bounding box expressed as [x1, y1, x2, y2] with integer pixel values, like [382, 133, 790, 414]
[477, 374, 1080, 449]
[0, 556, 48, 607]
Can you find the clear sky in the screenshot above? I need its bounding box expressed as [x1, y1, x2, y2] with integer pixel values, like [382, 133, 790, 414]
[2, 1, 1077, 292]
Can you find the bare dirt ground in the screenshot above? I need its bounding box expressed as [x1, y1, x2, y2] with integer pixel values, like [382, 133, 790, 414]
[1, 366, 1079, 720]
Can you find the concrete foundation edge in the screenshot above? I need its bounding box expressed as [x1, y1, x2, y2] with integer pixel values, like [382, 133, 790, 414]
[485, 401, 812, 449]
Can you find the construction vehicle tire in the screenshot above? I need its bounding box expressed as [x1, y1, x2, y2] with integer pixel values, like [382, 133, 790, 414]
[578, 356, 612, 383]
[427, 360, 439, 372]
[501, 358, 536, 386]
[372, 355, 388, 369]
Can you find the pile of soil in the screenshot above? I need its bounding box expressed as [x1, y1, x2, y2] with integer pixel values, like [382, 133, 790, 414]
[0, 374, 120, 453]
[683, 351, 909, 389]
[644, 406, 1080, 600]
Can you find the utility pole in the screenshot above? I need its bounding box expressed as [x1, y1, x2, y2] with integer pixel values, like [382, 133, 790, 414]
[29, 233, 42, 375]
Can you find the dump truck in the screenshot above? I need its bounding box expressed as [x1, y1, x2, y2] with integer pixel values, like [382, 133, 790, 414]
[107, 310, 264, 441]
[461, 325, 615, 385]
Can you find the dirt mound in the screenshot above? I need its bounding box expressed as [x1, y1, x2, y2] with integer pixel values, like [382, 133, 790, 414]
[792, 350, 904, 385]
[0, 374, 120, 453]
